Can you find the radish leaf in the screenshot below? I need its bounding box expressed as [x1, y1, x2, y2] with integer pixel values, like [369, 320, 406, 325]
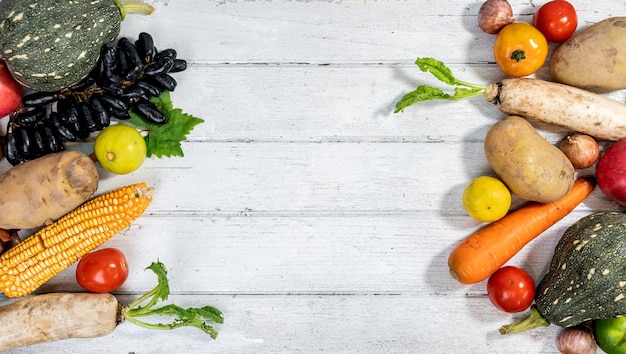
[123, 261, 224, 339]
[394, 57, 487, 113]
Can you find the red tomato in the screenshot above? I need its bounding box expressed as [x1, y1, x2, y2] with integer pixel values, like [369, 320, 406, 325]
[533, 0, 578, 42]
[76, 248, 129, 293]
[487, 266, 535, 313]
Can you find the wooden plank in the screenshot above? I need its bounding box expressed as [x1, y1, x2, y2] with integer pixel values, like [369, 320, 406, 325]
[0, 294, 564, 354]
[129, 0, 619, 65]
[115, 63, 626, 144]
[160, 64, 509, 143]
[90, 141, 610, 213]
[24, 210, 590, 297]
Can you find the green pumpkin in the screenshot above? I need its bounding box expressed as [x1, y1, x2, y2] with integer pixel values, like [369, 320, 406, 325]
[536, 211, 626, 327]
[501, 211, 626, 335]
[0, 0, 153, 92]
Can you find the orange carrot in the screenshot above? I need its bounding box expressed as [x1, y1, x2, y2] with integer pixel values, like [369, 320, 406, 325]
[448, 177, 595, 284]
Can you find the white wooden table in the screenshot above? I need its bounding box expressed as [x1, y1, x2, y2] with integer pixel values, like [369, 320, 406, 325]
[0, 1, 621, 353]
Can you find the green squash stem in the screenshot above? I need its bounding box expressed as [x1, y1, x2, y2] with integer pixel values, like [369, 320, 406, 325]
[499, 305, 551, 335]
[113, 0, 155, 20]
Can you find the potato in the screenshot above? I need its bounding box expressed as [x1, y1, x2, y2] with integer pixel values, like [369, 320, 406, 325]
[484, 116, 575, 203]
[550, 17, 626, 92]
[0, 151, 99, 230]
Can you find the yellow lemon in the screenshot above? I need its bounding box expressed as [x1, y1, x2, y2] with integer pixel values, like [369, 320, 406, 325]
[94, 124, 146, 175]
[462, 176, 511, 222]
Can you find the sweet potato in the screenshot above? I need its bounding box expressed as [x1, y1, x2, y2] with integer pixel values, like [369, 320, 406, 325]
[0, 150, 98, 230]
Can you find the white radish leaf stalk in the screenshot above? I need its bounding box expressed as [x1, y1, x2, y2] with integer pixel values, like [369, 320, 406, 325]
[124, 261, 224, 339]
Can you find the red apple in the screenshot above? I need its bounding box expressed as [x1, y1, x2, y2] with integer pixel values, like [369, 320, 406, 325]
[596, 140, 626, 205]
[0, 60, 22, 118]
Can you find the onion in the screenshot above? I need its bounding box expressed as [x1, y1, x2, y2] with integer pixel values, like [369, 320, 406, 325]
[555, 326, 597, 354]
[477, 0, 515, 34]
[560, 134, 600, 169]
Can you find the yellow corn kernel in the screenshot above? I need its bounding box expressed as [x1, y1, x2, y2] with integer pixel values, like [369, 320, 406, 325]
[0, 182, 153, 298]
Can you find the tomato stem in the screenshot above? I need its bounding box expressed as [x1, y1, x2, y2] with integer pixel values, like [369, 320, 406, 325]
[510, 50, 526, 63]
[499, 305, 550, 335]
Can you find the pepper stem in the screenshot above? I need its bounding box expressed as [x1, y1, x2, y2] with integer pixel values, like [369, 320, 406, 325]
[113, 0, 155, 20]
[499, 305, 550, 335]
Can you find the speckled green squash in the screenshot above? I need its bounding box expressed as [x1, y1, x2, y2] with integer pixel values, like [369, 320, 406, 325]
[536, 212, 626, 327]
[0, 0, 153, 92]
[0, 0, 121, 91]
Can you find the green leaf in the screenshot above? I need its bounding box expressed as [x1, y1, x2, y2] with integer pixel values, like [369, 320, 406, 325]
[150, 90, 175, 112]
[394, 57, 487, 112]
[143, 304, 224, 325]
[128, 304, 223, 338]
[394, 86, 452, 113]
[415, 57, 458, 86]
[128, 91, 204, 158]
[123, 261, 224, 339]
[454, 87, 485, 100]
[156, 305, 222, 338]
[196, 306, 225, 324]
[146, 303, 191, 318]
[125, 261, 170, 315]
[146, 261, 170, 302]
[415, 57, 486, 90]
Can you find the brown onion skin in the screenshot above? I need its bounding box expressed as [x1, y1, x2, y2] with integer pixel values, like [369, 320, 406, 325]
[478, 0, 515, 34]
[560, 134, 600, 169]
[556, 326, 597, 354]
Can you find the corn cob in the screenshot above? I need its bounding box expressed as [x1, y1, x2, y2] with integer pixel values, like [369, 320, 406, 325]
[0, 182, 154, 298]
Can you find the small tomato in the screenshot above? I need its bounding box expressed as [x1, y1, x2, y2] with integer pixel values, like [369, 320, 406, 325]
[487, 266, 535, 313]
[493, 22, 548, 77]
[533, 0, 578, 42]
[76, 248, 129, 293]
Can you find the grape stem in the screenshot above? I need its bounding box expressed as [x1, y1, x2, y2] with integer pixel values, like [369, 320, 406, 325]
[113, 0, 155, 20]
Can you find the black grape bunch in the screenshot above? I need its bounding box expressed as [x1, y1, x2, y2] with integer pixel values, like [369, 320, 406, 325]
[3, 32, 188, 166]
